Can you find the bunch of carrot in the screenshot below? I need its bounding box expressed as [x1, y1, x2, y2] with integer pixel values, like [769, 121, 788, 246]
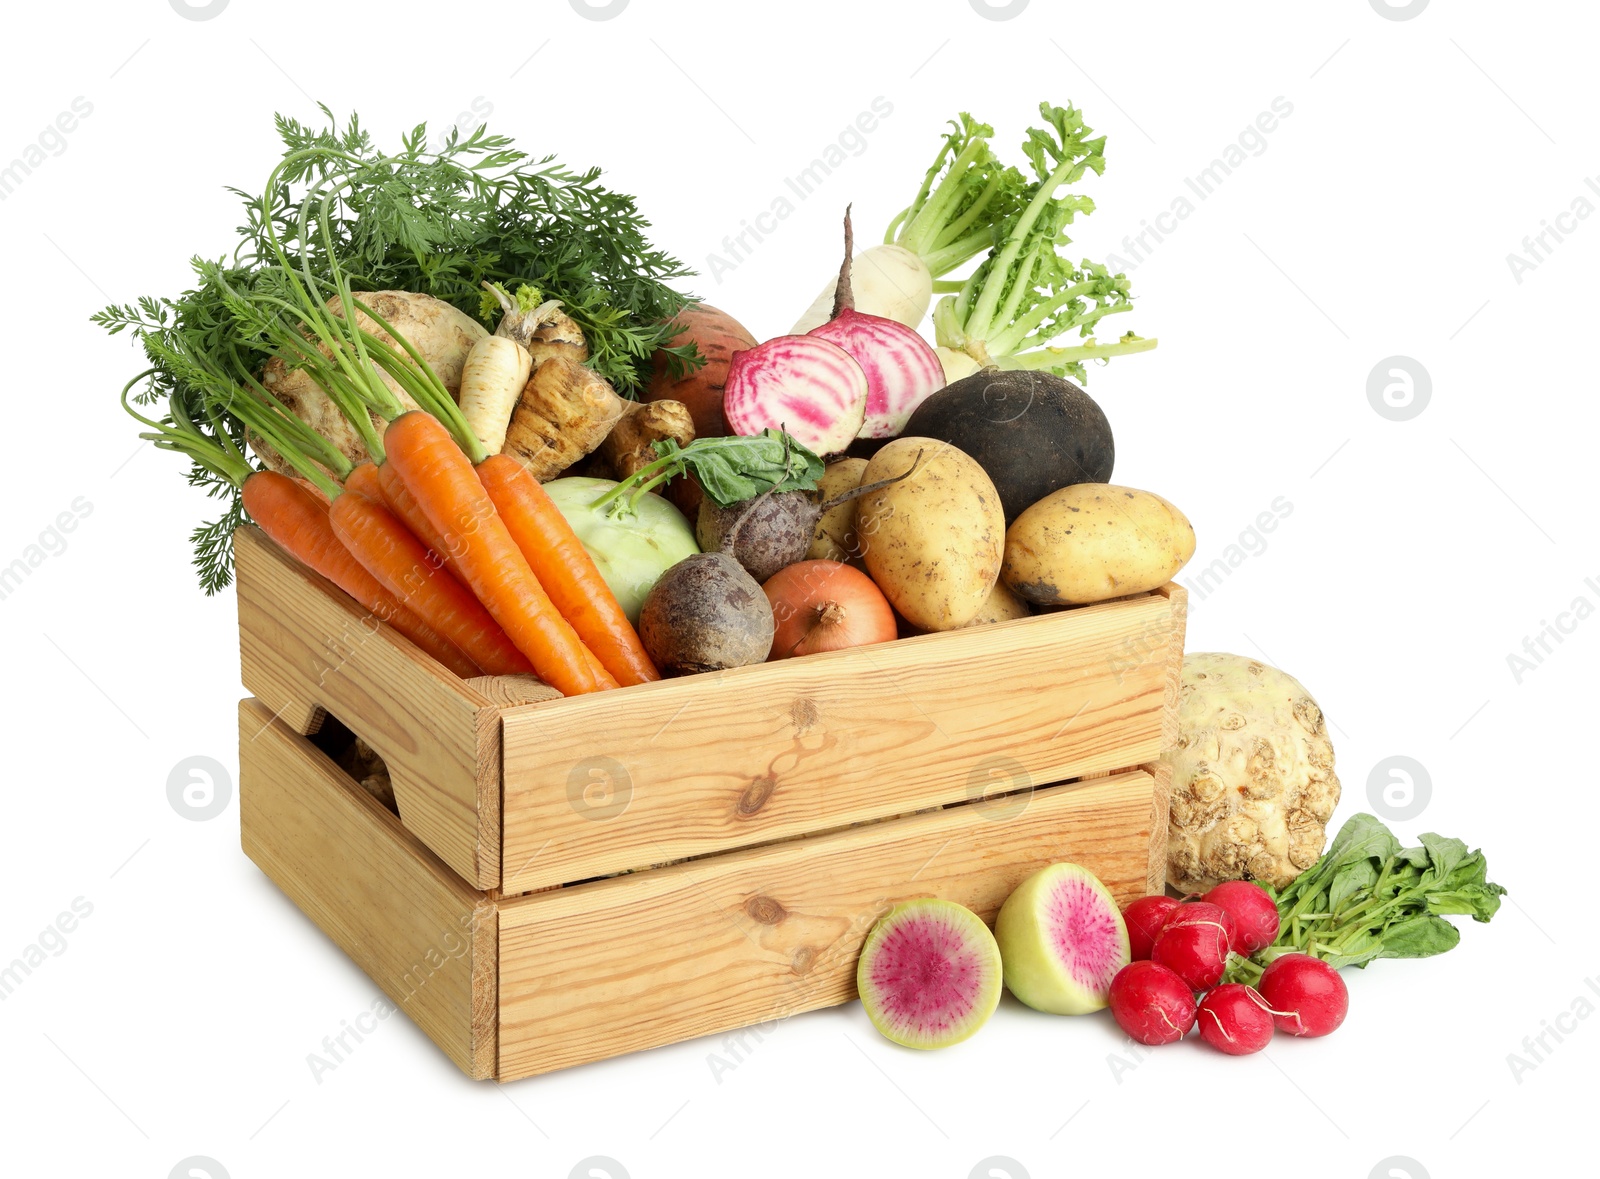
[118, 153, 660, 695]
[250, 414, 656, 694]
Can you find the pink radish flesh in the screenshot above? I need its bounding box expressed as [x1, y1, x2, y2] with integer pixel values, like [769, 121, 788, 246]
[1044, 872, 1128, 997]
[1122, 895, 1182, 961]
[809, 309, 945, 439]
[858, 902, 1000, 1048]
[723, 335, 867, 454]
[1108, 961, 1197, 1046]
[1151, 902, 1235, 991]
[1201, 881, 1280, 955]
[1257, 953, 1349, 1037]
[1197, 984, 1276, 1055]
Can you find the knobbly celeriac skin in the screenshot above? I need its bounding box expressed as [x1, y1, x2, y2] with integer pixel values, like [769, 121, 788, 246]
[1165, 652, 1341, 893]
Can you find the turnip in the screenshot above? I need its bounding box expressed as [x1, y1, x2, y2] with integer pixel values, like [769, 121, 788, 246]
[931, 103, 1156, 384]
[1107, 961, 1196, 1046]
[1196, 984, 1276, 1056]
[790, 113, 1028, 334]
[807, 209, 946, 439]
[1122, 895, 1182, 962]
[1201, 881, 1280, 956]
[1257, 954, 1348, 1038]
[1150, 902, 1235, 992]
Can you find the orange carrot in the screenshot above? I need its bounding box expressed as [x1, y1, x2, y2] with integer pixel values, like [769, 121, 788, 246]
[383, 412, 615, 695]
[477, 453, 660, 686]
[327, 488, 536, 678]
[344, 462, 383, 500]
[241, 472, 481, 678]
[377, 459, 461, 578]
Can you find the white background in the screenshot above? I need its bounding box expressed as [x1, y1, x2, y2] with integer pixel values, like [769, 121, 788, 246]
[0, 1, 1592, 1176]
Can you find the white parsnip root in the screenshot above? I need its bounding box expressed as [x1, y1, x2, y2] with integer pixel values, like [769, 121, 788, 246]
[457, 335, 533, 455]
[481, 281, 589, 368]
[503, 357, 626, 480]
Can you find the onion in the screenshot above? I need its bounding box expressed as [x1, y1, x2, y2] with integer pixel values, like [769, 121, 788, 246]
[808, 208, 946, 439]
[762, 559, 896, 659]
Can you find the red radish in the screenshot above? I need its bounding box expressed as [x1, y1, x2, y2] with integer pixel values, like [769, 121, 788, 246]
[1197, 984, 1276, 1055]
[807, 208, 945, 439]
[1122, 895, 1182, 961]
[1257, 954, 1349, 1038]
[1150, 902, 1235, 991]
[1201, 881, 1281, 955]
[1107, 961, 1196, 1046]
[723, 335, 868, 455]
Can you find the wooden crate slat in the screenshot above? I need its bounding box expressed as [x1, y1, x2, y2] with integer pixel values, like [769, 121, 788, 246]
[236, 527, 501, 888]
[498, 594, 1177, 893]
[496, 770, 1156, 1079]
[238, 699, 496, 1078]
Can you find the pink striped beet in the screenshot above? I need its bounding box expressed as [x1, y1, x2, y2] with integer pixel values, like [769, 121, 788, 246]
[809, 309, 945, 439]
[722, 334, 868, 455]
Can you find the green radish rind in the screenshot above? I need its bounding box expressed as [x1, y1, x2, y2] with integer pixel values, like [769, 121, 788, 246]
[856, 898, 1002, 1050]
[995, 863, 1130, 1015]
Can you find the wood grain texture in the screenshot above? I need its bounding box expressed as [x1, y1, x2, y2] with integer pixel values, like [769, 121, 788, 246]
[497, 770, 1157, 1079]
[238, 699, 496, 1078]
[499, 593, 1179, 893]
[1142, 757, 1174, 897]
[1155, 582, 1188, 751]
[236, 527, 501, 888]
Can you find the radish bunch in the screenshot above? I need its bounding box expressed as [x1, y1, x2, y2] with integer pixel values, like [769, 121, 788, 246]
[1107, 881, 1350, 1056]
[723, 209, 945, 453]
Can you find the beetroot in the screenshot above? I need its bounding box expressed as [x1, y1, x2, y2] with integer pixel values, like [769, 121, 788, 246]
[1197, 984, 1275, 1056]
[1122, 895, 1182, 961]
[807, 209, 945, 439]
[1107, 961, 1196, 1046]
[1201, 881, 1280, 955]
[1150, 902, 1234, 991]
[723, 335, 867, 455]
[1258, 953, 1349, 1038]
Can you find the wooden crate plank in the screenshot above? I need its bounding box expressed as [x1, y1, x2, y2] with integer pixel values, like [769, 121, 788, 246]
[238, 699, 497, 1079]
[500, 593, 1176, 893]
[236, 527, 501, 889]
[497, 770, 1156, 1079]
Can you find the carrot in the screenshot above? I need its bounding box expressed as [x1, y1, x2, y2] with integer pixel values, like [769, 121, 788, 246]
[383, 412, 615, 695]
[344, 462, 383, 500]
[240, 472, 481, 678]
[477, 453, 660, 686]
[327, 488, 537, 678]
[377, 459, 461, 578]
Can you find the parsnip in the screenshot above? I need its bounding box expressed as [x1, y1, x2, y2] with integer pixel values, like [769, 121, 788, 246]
[458, 335, 532, 455]
[481, 281, 589, 367]
[503, 357, 626, 480]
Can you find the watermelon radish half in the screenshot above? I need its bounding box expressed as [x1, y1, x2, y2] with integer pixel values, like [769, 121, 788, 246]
[722, 335, 868, 455]
[856, 898, 1002, 1049]
[995, 863, 1130, 1014]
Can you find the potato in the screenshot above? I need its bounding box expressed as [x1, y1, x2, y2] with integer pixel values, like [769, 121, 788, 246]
[856, 437, 1004, 631]
[808, 457, 869, 563]
[1003, 484, 1195, 606]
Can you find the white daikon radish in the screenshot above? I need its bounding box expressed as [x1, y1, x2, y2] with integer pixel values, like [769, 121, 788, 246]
[789, 114, 1025, 334]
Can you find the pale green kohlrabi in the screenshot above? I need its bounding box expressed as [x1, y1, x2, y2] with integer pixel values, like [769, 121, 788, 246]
[542, 477, 699, 624]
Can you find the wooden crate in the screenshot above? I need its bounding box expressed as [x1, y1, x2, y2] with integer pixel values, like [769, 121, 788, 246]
[240, 699, 1174, 1081]
[236, 526, 1187, 896]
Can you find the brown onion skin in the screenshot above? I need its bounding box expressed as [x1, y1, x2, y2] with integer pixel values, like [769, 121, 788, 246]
[762, 559, 897, 660]
[646, 303, 757, 441]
